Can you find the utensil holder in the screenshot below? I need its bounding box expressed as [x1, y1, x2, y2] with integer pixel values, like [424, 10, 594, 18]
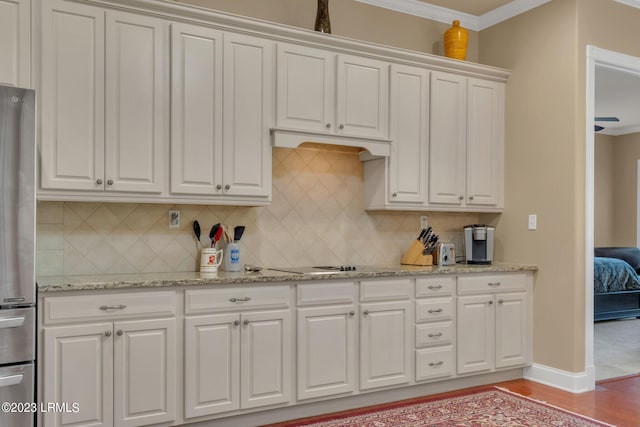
[401, 240, 433, 266]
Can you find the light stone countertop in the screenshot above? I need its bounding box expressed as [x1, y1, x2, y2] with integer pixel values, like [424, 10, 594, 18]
[37, 263, 538, 293]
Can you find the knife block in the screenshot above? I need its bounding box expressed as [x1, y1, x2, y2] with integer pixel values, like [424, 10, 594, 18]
[401, 240, 433, 266]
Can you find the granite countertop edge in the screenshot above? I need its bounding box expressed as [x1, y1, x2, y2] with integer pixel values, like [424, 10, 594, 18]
[37, 263, 538, 293]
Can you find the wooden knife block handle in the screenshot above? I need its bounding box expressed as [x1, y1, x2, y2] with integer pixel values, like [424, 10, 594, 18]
[401, 240, 433, 266]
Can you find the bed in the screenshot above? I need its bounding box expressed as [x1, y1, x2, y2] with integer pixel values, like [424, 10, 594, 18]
[594, 247, 640, 321]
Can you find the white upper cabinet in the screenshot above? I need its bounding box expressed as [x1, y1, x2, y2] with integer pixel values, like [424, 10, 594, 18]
[170, 23, 224, 196]
[40, 0, 106, 191]
[387, 64, 429, 205]
[276, 43, 389, 139]
[0, 0, 30, 87]
[39, 2, 168, 194]
[428, 71, 504, 211]
[104, 11, 168, 194]
[171, 26, 273, 200]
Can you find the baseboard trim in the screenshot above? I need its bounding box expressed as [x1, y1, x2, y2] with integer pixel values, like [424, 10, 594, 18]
[524, 363, 594, 393]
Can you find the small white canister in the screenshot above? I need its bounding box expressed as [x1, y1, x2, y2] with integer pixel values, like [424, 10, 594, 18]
[200, 248, 223, 273]
[224, 242, 241, 272]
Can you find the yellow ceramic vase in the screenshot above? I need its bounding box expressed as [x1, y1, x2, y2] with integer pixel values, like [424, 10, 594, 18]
[444, 20, 468, 60]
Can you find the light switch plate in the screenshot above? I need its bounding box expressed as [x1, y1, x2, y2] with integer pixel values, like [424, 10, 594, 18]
[169, 210, 180, 228]
[528, 214, 537, 230]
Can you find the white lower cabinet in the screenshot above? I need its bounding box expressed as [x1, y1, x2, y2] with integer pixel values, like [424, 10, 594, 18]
[457, 273, 532, 375]
[42, 318, 176, 427]
[359, 301, 412, 390]
[184, 310, 291, 419]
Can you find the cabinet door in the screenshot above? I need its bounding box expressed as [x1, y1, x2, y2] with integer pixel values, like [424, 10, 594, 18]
[337, 54, 389, 138]
[457, 294, 494, 374]
[360, 301, 412, 390]
[42, 323, 113, 427]
[297, 306, 356, 400]
[222, 33, 273, 198]
[184, 314, 240, 418]
[0, 0, 30, 87]
[113, 318, 176, 427]
[241, 310, 291, 409]
[466, 78, 505, 208]
[170, 23, 223, 196]
[388, 64, 429, 204]
[495, 292, 530, 368]
[428, 71, 466, 205]
[105, 11, 167, 193]
[276, 43, 335, 132]
[40, 0, 105, 191]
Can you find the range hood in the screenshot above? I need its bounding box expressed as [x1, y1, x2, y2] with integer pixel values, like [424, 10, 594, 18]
[271, 128, 391, 157]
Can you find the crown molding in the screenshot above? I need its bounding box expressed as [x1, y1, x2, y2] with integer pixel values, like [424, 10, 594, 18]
[355, 0, 552, 31]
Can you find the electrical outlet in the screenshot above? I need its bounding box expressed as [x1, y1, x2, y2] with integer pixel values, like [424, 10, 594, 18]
[420, 216, 429, 229]
[169, 210, 180, 228]
[528, 214, 537, 230]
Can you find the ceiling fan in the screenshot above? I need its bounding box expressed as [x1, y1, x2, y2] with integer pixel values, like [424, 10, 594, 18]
[594, 116, 619, 132]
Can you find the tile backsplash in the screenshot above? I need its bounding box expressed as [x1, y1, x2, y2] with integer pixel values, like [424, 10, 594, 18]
[36, 144, 478, 276]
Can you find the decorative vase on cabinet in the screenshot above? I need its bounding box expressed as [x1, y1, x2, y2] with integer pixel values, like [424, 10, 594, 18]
[314, 0, 331, 33]
[444, 20, 468, 60]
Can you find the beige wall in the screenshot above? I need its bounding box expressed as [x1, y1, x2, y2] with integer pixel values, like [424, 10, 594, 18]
[594, 133, 615, 246]
[612, 133, 640, 245]
[177, 0, 480, 61]
[480, 0, 583, 373]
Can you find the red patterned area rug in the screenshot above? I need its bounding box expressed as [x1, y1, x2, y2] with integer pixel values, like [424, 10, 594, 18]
[274, 387, 615, 427]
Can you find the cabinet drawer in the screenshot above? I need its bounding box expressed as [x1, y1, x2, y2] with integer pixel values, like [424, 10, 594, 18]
[185, 286, 290, 313]
[360, 278, 411, 302]
[43, 291, 176, 324]
[415, 298, 453, 323]
[415, 347, 454, 381]
[457, 273, 527, 294]
[297, 282, 356, 306]
[416, 276, 455, 297]
[415, 322, 453, 348]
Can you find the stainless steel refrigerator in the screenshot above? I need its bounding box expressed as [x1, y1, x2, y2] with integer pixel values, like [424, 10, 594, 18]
[0, 84, 36, 427]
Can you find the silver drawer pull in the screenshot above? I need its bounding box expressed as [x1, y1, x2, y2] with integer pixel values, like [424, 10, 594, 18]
[427, 308, 443, 314]
[99, 305, 126, 311]
[0, 374, 24, 388]
[488, 282, 501, 287]
[428, 361, 444, 367]
[0, 316, 25, 329]
[229, 297, 251, 303]
[428, 332, 443, 338]
[427, 285, 442, 290]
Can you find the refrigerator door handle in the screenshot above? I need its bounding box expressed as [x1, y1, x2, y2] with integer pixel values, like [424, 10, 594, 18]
[0, 316, 25, 329]
[0, 373, 23, 388]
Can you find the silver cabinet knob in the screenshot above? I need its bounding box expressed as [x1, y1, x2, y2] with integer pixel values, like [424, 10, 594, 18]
[469, 196, 474, 200]
[104, 331, 112, 337]
[429, 361, 444, 367]
[96, 179, 103, 185]
[243, 319, 250, 326]
[498, 299, 504, 304]
[363, 310, 369, 316]
[428, 308, 443, 314]
[428, 332, 443, 338]
[216, 184, 222, 190]
[488, 300, 494, 305]
[339, 124, 344, 130]
[225, 184, 230, 190]
[326, 123, 331, 129]
[233, 320, 240, 326]
[428, 285, 442, 290]
[349, 311, 355, 317]
[107, 179, 113, 186]
[458, 195, 464, 200]
[392, 193, 397, 197]
[116, 330, 123, 336]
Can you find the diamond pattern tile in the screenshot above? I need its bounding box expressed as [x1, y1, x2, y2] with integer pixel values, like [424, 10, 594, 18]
[36, 145, 479, 275]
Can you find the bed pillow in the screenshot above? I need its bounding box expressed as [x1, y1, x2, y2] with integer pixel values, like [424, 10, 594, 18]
[594, 247, 640, 274]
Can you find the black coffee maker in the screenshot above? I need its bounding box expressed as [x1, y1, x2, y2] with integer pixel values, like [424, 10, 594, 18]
[464, 224, 494, 264]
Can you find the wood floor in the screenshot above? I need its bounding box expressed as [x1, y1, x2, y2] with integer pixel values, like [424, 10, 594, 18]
[264, 375, 640, 427]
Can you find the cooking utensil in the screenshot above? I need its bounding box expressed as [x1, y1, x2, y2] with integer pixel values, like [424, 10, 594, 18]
[214, 226, 224, 247]
[193, 221, 201, 246]
[223, 225, 233, 243]
[209, 223, 220, 248]
[233, 226, 245, 242]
